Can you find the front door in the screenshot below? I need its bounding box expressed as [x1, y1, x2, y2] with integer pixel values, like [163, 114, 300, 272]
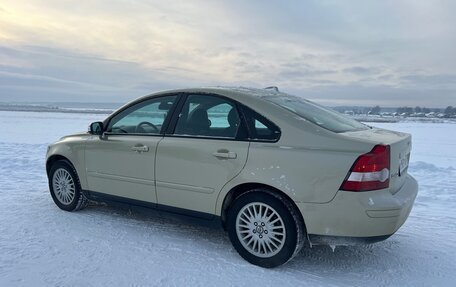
[156, 94, 249, 214]
[85, 95, 178, 203]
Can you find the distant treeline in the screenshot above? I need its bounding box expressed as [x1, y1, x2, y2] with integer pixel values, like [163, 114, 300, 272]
[335, 105, 456, 117]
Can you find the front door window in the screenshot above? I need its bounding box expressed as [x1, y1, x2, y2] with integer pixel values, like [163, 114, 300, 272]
[107, 95, 177, 134]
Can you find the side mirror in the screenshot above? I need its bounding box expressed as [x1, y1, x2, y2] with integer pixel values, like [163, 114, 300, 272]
[89, 121, 104, 135]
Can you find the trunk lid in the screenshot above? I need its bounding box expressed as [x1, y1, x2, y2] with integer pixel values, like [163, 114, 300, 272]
[341, 127, 412, 194]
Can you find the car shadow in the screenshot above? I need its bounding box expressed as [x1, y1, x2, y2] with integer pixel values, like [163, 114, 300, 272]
[81, 200, 407, 275]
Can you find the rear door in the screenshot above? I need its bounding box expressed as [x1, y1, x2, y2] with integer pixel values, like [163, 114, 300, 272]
[155, 94, 249, 214]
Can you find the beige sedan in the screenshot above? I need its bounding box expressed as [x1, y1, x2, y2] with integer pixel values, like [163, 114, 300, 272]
[46, 87, 418, 267]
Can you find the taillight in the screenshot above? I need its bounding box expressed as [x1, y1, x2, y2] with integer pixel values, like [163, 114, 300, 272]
[340, 145, 390, 192]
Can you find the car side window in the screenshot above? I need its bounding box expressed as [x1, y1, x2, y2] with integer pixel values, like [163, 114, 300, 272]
[241, 105, 281, 141]
[174, 95, 241, 139]
[107, 95, 177, 134]
[207, 103, 233, 128]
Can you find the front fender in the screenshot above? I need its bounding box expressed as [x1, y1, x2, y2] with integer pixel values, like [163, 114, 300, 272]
[46, 134, 89, 189]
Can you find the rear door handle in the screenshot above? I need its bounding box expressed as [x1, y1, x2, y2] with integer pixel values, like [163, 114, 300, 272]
[212, 150, 237, 159]
[131, 144, 149, 153]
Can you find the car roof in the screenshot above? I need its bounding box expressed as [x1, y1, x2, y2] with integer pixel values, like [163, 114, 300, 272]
[151, 86, 286, 100]
[110, 86, 289, 125]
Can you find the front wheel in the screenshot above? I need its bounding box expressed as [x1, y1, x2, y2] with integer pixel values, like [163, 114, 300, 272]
[227, 189, 305, 268]
[48, 160, 88, 211]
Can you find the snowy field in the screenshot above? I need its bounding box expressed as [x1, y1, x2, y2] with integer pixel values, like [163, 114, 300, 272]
[1, 111, 455, 286]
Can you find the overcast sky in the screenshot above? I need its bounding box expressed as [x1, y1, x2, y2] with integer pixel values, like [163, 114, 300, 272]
[1, 0, 455, 107]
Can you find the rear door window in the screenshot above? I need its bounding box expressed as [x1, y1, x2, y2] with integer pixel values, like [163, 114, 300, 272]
[174, 95, 243, 139]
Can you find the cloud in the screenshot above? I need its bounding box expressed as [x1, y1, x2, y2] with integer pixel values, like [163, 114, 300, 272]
[0, 0, 455, 107]
[287, 83, 456, 108]
[401, 74, 456, 88]
[0, 45, 195, 102]
[343, 66, 379, 76]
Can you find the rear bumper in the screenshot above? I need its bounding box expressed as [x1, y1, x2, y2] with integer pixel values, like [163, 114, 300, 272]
[297, 174, 418, 244]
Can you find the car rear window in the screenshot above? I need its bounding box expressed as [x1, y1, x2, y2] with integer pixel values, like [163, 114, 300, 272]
[264, 95, 369, 133]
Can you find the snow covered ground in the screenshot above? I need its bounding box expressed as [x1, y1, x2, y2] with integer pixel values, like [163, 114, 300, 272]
[1, 111, 455, 286]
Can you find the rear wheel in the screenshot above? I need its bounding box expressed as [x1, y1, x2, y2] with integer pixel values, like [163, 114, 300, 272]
[227, 189, 305, 268]
[48, 160, 88, 211]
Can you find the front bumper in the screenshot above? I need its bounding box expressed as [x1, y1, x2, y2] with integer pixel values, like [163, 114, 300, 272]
[296, 174, 418, 245]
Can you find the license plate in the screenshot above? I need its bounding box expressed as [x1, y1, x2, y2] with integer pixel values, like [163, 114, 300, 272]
[399, 153, 410, 176]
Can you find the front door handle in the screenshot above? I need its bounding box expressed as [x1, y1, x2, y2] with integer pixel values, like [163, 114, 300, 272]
[131, 144, 149, 153]
[212, 150, 237, 159]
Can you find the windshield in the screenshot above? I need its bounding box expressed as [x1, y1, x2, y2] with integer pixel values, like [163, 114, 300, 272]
[264, 94, 369, 133]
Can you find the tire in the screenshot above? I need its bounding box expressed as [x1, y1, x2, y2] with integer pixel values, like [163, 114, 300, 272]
[48, 160, 88, 212]
[227, 189, 305, 268]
